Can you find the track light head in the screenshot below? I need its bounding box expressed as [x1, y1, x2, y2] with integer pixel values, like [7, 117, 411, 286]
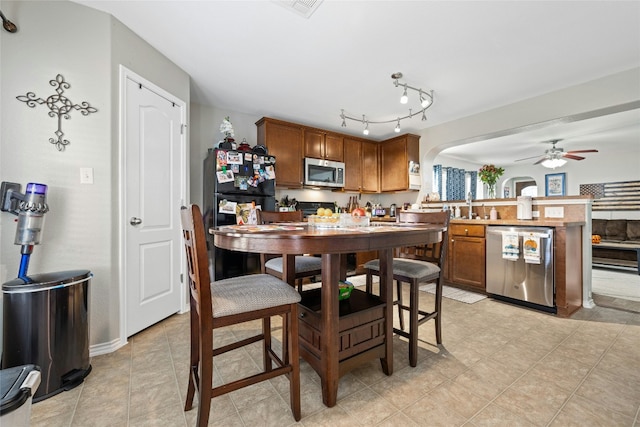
[400, 85, 408, 104]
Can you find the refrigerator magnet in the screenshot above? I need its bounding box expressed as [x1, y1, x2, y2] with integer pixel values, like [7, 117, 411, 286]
[227, 152, 242, 164]
[217, 150, 227, 167]
[217, 170, 234, 183]
[218, 199, 237, 214]
[265, 165, 276, 180]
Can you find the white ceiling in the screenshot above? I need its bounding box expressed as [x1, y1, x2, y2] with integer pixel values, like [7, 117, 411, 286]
[438, 106, 640, 166]
[73, 0, 640, 164]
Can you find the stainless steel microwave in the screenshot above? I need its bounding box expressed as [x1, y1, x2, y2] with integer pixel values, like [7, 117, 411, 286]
[304, 158, 345, 188]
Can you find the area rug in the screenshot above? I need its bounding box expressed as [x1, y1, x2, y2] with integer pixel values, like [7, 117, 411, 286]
[418, 283, 487, 304]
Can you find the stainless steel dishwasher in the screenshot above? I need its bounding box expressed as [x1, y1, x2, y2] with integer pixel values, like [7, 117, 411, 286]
[486, 226, 555, 311]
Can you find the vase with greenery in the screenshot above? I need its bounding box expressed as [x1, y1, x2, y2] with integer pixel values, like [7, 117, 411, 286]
[479, 164, 504, 198]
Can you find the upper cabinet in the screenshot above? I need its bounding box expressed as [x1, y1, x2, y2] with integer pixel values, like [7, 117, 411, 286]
[343, 138, 379, 193]
[304, 129, 344, 162]
[256, 117, 419, 192]
[380, 134, 420, 192]
[256, 117, 304, 188]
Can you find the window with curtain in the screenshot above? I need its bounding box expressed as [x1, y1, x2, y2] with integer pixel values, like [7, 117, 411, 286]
[433, 165, 478, 201]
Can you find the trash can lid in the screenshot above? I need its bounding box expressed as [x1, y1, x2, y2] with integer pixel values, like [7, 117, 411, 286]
[2, 270, 91, 293]
[0, 365, 41, 416]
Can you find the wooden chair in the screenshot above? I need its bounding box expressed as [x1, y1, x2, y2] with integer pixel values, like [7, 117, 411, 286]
[181, 205, 301, 426]
[256, 210, 322, 292]
[364, 211, 449, 367]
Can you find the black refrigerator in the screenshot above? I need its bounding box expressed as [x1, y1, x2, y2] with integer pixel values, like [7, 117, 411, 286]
[203, 148, 277, 281]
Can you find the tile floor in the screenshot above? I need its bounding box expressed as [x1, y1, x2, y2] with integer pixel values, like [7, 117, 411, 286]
[30, 271, 640, 427]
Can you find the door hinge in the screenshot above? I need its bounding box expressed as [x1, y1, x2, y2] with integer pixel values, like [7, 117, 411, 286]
[181, 124, 187, 135]
[180, 273, 183, 283]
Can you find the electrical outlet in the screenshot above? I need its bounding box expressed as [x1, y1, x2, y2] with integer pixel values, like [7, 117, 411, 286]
[545, 206, 564, 218]
[532, 210, 540, 218]
[80, 167, 94, 184]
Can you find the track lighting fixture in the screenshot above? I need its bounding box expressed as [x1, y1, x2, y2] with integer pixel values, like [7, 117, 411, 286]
[340, 72, 434, 135]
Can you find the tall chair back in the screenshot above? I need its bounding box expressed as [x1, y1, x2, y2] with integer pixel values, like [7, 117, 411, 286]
[256, 210, 322, 291]
[181, 205, 301, 426]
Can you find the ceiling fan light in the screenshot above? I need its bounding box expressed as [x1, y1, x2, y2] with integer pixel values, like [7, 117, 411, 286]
[541, 158, 567, 169]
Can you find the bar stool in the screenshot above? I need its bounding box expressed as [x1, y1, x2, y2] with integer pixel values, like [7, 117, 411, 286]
[364, 211, 449, 367]
[257, 210, 322, 291]
[181, 205, 301, 426]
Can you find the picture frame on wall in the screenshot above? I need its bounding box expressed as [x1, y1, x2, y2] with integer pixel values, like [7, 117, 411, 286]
[545, 172, 566, 197]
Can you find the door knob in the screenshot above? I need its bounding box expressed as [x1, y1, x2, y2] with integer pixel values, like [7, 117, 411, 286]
[130, 217, 142, 225]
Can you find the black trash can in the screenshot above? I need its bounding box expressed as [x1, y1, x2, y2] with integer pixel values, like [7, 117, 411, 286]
[0, 364, 41, 426]
[2, 270, 92, 402]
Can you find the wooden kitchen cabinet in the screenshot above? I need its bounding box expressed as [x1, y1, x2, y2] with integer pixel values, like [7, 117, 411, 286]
[344, 138, 380, 193]
[446, 224, 486, 290]
[304, 129, 344, 162]
[380, 134, 420, 192]
[256, 117, 304, 188]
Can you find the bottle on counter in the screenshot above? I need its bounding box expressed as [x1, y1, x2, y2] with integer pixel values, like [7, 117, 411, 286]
[454, 206, 461, 218]
[490, 206, 498, 220]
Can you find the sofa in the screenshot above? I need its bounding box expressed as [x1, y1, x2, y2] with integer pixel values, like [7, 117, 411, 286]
[591, 219, 640, 273]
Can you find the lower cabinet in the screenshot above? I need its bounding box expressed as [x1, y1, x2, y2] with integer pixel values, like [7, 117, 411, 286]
[445, 224, 486, 290]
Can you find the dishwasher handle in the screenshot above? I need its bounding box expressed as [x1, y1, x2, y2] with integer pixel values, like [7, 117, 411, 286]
[487, 229, 551, 239]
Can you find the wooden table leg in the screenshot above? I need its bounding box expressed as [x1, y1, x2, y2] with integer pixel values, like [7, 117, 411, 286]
[378, 248, 393, 375]
[282, 254, 296, 287]
[320, 253, 340, 407]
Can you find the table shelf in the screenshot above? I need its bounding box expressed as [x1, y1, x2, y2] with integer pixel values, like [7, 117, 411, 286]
[298, 288, 386, 374]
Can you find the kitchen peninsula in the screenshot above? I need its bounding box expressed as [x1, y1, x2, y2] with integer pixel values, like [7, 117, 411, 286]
[416, 195, 593, 317]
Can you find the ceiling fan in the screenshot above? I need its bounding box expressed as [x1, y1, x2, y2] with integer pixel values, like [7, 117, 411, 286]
[515, 139, 599, 168]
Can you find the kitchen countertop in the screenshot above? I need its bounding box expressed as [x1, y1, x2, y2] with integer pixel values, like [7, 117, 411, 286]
[370, 216, 584, 227]
[450, 218, 585, 227]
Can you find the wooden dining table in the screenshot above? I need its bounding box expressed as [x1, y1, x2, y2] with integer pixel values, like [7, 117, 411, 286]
[211, 221, 444, 407]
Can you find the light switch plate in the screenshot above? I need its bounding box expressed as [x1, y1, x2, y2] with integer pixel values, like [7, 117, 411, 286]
[532, 210, 540, 218]
[545, 206, 564, 218]
[80, 167, 94, 184]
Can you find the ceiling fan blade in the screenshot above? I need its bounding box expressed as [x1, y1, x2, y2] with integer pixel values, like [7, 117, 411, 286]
[566, 149, 598, 154]
[563, 154, 585, 160]
[533, 157, 546, 165]
[515, 154, 543, 162]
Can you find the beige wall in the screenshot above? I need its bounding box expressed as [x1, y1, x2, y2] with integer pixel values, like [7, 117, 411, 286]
[0, 0, 189, 352]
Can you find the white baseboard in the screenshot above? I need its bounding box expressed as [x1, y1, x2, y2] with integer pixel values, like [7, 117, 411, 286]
[89, 338, 127, 357]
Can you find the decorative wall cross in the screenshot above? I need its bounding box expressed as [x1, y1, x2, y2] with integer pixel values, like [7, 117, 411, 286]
[16, 74, 98, 151]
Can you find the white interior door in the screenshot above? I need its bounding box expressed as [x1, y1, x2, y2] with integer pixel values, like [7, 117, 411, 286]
[124, 75, 185, 337]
